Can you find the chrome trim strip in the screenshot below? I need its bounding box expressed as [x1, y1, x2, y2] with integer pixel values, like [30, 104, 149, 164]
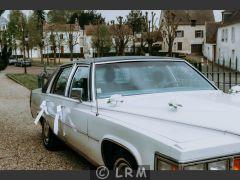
[65, 63, 77, 97]
[93, 59, 185, 65]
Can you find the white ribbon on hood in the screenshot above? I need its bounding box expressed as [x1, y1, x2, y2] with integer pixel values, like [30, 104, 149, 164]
[54, 105, 63, 135]
[34, 100, 49, 125]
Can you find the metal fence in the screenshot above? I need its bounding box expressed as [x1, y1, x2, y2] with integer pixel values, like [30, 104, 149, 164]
[190, 57, 240, 93]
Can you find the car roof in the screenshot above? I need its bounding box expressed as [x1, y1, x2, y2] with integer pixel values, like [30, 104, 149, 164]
[60, 56, 185, 67]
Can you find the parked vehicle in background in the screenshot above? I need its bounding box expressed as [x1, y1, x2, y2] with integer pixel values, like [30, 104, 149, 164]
[8, 56, 17, 65]
[15, 58, 32, 67]
[30, 56, 240, 171]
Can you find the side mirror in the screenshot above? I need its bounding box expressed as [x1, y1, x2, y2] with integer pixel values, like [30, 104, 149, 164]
[71, 88, 83, 102]
[229, 85, 240, 94]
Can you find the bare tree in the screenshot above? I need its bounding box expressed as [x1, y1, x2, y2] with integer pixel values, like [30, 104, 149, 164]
[110, 16, 131, 56]
[33, 10, 46, 64]
[145, 12, 158, 54]
[126, 10, 147, 55]
[160, 10, 181, 56]
[92, 24, 112, 57]
[49, 31, 57, 65]
[55, 32, 66, 64]
[43, 34, 50, 65]
[65, 24, 81, 61]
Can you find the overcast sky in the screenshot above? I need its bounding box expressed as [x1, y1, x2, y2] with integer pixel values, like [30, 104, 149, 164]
[3, 10, 223, 26]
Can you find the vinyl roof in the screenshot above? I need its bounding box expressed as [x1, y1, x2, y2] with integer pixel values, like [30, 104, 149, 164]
[62, 56, 184, 66]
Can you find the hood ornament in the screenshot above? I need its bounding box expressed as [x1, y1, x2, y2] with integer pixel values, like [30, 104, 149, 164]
[168, 101, 183, 111]
[107, 94, 124, 107]
[229, 85, 240, 94]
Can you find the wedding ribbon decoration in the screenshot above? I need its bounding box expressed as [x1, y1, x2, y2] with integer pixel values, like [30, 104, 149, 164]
[168, 101, 183, 111]
[34, 100, 49, 125]
[54, 105, 63, 135]
[69, 117, 77, 133]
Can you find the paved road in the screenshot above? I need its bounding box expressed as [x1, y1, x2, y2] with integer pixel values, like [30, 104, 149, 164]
[0, 70, 92, 170]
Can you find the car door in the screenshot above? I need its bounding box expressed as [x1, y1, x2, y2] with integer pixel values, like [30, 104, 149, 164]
[62, 65, 95, 157]
[45, 65, 73, 140]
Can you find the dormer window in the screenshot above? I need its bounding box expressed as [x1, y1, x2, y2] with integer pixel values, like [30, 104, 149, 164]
[191, 20, 196, 26]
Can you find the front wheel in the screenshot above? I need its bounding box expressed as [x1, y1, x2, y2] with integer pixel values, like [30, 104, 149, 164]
[112, 152, 138, 172]
[42, 119, 61, 151]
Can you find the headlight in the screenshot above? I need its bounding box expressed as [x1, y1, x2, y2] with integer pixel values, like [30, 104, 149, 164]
[155, 153, 231, 170]
[208, 160, 228, 170]
[183, 164, 205, 170]
[156, 158, 178, 170]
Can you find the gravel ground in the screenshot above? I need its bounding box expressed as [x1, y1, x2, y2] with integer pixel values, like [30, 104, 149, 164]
[0, 68, 92, 170]
[3, 65, 43, 75]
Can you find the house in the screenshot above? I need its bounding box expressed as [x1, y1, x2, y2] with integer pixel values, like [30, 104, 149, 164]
[84, 24, 134, 56]
[43, 23, 86, 57]
[0, 16, 8, 51]
[216, 10, 240, 70]
[0, 16, 8, 31]
[84, 25, 96, 58]
[203, 22, 219, 61]
[160, 10, 215, 55]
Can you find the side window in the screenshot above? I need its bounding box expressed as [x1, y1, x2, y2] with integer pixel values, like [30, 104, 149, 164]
[70, 66, 89, 101]
[52, 67, 72, 96]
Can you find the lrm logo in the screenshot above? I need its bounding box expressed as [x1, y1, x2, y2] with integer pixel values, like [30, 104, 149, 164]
[91, 166, 150, 180]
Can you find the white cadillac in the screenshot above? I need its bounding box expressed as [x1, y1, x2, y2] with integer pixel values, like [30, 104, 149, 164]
[30, 56, 240, 171]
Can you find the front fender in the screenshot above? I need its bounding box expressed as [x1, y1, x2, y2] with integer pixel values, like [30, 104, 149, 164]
[101, 134, 143, 165]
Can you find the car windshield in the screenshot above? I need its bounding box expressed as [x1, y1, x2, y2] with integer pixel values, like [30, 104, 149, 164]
[95, 61, 216, 98]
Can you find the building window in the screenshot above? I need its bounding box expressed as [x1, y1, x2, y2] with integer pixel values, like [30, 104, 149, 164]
[191, 20, 196, 26]
[195, 30, 203, 38]
[218, 48, 221, 60]
[221, 29, 224, 42]
[60, 34, 63, 40]
[225, 28, 228, 42]
[231, 27, 235, 43]
[177, 42, 182, 51]
[232, 49, 235, 61]
[175, 30, 184, 38]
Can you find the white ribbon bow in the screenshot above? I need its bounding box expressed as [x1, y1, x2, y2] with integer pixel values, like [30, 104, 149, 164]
[34, 101, 49, 125]
[54, 105, 63, 135]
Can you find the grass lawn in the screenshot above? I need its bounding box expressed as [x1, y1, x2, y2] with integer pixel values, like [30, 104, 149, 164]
[6, 73, 38, 90]
[32, 60, 62, 67]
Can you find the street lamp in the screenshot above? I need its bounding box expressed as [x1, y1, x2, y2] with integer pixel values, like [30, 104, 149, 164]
[23, 34, 29, 74]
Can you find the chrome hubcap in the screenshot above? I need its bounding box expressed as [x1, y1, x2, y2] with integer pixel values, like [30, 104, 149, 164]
[114, 158, 132, 173]
[43, 121, 50, 144]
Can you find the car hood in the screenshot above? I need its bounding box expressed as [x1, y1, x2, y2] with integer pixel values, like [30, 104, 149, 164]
[98, 90, 240, 142]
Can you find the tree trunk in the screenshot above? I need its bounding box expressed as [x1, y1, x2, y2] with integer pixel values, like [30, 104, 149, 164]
[119, 46, 124, 56]
[47, 53, 49, 65]
[97, 47, 100, 57]
[168, 39, 173, 57]
[27, 46, 30, 58]
[58, 45, 61, 64]
[70, 46, 73, 61]
[40, 46, 43, 64]
[54, 48, 56, 65]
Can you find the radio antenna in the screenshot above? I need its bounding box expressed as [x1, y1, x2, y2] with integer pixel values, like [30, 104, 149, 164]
[93, 48, 99, 116]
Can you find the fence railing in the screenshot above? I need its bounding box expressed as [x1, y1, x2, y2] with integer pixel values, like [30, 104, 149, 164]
[189, 57, 239, 93]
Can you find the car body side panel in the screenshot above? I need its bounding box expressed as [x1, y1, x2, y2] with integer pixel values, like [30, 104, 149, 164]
[87, 112, 168, 169]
